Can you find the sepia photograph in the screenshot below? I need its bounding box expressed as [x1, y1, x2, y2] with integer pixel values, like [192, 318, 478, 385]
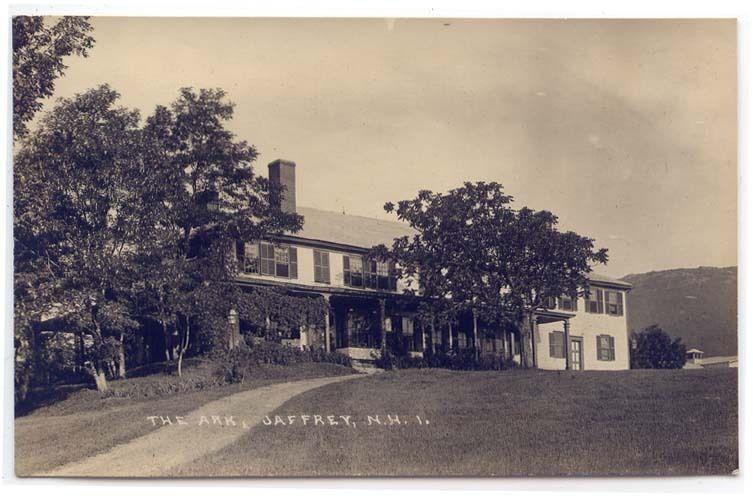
[8, 14, 738, 479]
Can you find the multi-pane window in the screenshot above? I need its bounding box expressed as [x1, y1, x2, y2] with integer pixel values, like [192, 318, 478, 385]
[243, 243, 259, 274]
[274, 246, 290, 277]
[549, 331, 566, 358]
[544, 296, 557, 309]
[585, 288, 604, 314]
[597, 334, 615, 361]
[604, 290, 624, 316]
[558, 295, 578, 311]
[343, 255, 364, 287]
[401, 317, 414, 337]
[259, 242, 297, 279]
[343, 255, 396, 290]
[313, 250, 330, 284]
[376, 261, 391, 289]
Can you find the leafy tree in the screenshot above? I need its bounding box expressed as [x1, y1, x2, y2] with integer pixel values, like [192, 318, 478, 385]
[630, 325, 687, 369]
[12, 16, 95, 138]
[14, 85, 144, 391]
[376, 182, 608, 367]
[135, 88, 304, 375]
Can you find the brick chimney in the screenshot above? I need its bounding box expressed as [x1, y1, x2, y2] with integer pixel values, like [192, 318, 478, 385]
[268, 159, 296, 213]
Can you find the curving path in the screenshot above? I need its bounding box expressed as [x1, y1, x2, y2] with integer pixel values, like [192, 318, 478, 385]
[43, 374, 363, 477]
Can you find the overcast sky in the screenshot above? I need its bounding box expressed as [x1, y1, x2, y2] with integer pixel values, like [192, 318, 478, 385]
[40, 17, 737, 277]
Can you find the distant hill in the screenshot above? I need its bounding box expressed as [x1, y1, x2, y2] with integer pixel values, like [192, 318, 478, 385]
[622, 267, 737, 356]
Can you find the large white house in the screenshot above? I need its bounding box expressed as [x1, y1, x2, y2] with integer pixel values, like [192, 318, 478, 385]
[231, 159, 632, 370]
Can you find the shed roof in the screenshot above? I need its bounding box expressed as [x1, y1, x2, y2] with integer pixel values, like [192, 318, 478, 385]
[700, 356, 738, 365]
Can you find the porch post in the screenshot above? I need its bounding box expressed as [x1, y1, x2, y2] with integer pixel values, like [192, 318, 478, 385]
[563, 319, 571, 370]
[378, 298, 386, 354]
[429, 314, 436, 354]
[448, 321, 454, 350]
[472, 309, 479, 361]
[420, 321, 426, 351]
[510, 332, 516, 360]
[323, 294, 331, 353]
[228, 309, 240, 349]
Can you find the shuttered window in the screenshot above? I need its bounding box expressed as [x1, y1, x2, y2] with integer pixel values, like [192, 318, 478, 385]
[597, 334, 615, 361]
[313, 250, 330, 284]
[585, 288, 604, 314]
[288, 246, 298, 279]
[549, 331, 566, 358]
[260, 242, 275, 275]
[604, 291, 624, 316]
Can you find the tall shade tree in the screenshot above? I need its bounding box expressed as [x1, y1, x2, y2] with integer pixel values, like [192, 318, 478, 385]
[14, 85, 144, 391]
[12, 16, 95, 138]
[136, 88, 304, 375]
[376, 182, 608, 367]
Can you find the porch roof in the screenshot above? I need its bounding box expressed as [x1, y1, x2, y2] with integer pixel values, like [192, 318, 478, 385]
[535, 309, 575, 324]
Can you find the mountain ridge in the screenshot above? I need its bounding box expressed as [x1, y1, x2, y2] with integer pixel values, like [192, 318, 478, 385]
[621, 266, 737, 357]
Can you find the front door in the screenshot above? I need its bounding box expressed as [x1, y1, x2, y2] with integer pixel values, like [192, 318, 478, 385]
[570, 337, 583, 370]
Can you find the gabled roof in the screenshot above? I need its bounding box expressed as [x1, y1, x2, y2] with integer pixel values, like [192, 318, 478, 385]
[287, 207, 629, 287]
[288, 206, 416, 249]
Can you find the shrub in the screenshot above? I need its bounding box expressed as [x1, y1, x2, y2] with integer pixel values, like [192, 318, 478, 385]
[212, 341, 352, 384]
[630, 325, 687, 369]
[377, 346, 512, 371]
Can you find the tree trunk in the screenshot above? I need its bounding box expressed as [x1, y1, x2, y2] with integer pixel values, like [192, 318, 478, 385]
[177, 350, 184, 377]
[86, 361, 109, 392]
[89, 309, 110, 391]
[93, 368, 109, 392]
[30, 321, 42, 385]
[520, 313, 536, 368]
[76, 330, 85, 371]
[117, 332, 126, 379]
[177, 318, 191, 378]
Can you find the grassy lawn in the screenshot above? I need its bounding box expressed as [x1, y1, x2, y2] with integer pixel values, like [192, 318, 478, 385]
[14, 361, 355, 476]
[173, 368, 738, 477]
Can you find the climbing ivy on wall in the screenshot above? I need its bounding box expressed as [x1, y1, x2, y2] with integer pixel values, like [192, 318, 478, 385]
[236, 287, 328, 333]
